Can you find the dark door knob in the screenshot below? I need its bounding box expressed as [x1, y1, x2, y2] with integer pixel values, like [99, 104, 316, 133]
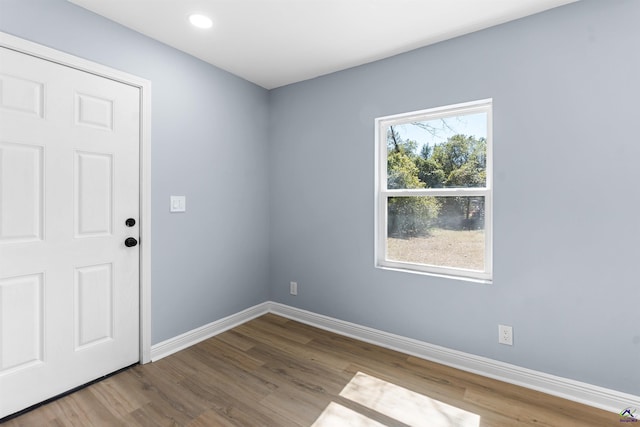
[125, 218, 136, 227]
[124, 237, 138, 247]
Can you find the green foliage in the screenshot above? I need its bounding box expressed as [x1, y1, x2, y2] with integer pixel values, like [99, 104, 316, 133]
[415, 157, 445, 188]
[386, 126, 487, 236]
[388, 196, 441, 238]
[431, 134, 486, 187]
[387, 149, 424, 190]
[386, 128, 440, 237]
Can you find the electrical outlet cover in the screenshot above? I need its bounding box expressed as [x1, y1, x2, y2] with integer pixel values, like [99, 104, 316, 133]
[498, 324, 513, 346]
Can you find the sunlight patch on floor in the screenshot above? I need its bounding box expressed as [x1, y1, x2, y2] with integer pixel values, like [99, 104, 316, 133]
[324, 371, 481, 427]
[311, 402, 386, 427]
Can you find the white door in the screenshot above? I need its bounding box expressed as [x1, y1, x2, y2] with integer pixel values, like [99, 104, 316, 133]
[0, 46, 140, 418]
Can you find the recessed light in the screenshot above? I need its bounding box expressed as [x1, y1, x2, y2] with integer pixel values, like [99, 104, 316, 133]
[189, 14, 213, 29]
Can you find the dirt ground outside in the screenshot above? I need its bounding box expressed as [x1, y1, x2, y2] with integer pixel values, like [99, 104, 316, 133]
[387, 228, 484, 271]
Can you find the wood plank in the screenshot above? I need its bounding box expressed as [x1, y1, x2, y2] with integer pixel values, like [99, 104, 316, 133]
[214, 329, 257, 352]
[2, 315, 617, 427]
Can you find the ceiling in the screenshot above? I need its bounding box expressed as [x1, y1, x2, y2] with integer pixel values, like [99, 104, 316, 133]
[68, 0, 578, 89]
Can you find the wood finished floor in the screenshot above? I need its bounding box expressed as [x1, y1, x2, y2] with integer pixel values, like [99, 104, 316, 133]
[4, 314, 619, 426]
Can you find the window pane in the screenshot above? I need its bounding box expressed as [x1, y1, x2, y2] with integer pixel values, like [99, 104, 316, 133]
[386, 113, 487, 189]
[386, 196, 485, 271]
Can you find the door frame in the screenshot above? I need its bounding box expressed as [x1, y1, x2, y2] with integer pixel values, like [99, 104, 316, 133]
[0, 31, 152, 363]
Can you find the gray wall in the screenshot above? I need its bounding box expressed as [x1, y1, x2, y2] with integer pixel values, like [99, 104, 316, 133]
[268, 0, 640, 395]
[0, 0, 270, 344]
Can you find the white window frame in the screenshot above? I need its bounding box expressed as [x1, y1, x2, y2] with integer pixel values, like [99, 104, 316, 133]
[375, 99, 493, 283]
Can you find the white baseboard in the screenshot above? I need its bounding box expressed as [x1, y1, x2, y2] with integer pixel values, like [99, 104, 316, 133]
[267, 302, 640, 414]
[150, 300, 639, 414]
[150, 302, 270, 361]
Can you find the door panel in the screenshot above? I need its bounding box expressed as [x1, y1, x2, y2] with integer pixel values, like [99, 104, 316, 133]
[0, 73, 44, 118]
[0, 46, 140, 418]
[0, 273, 43, 373]
[74, 151, 113, 237]
[0, 142, 43, 242]
[74, 263, 113, 349]
[75, 92, 114, 131]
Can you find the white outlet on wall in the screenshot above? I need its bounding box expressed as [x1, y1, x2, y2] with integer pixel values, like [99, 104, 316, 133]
[499, 324, 513, 346]
[290, 281, 298, 296]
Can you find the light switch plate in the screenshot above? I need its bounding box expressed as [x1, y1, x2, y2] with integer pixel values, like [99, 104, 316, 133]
[170, 195, 186, 212]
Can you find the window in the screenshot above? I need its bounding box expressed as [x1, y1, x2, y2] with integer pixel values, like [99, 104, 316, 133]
[375, 99, 492, 282]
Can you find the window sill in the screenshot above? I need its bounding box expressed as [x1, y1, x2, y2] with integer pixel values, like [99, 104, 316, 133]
[376, 264, 492, 285]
